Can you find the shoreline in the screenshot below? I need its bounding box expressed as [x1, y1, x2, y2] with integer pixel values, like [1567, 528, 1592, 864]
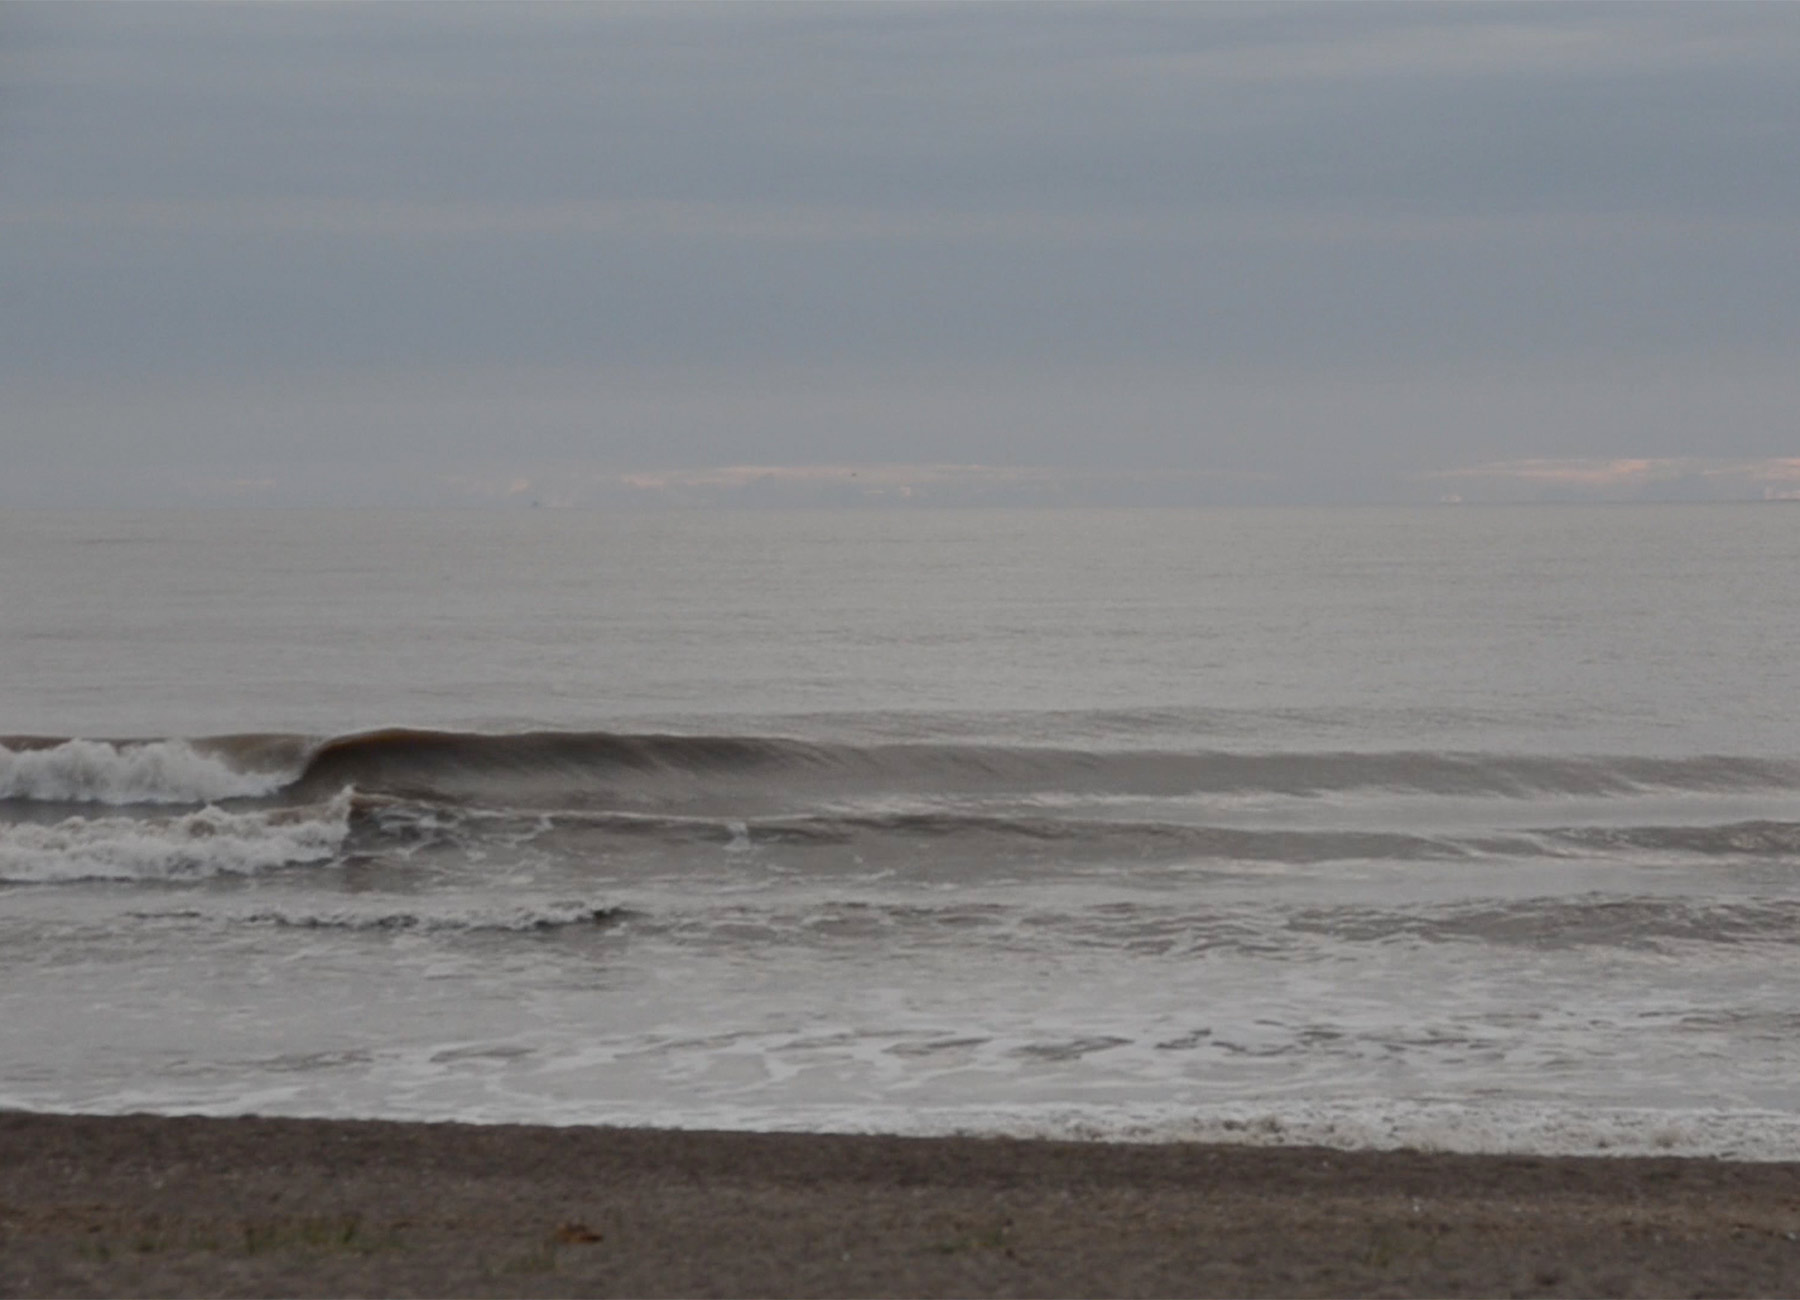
[4, 1111, 1799, 1297]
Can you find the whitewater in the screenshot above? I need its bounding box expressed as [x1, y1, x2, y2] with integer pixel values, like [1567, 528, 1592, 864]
[3, 505, 1799, 1159]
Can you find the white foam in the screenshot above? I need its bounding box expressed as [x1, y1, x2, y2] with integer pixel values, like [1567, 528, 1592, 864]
[0, 791, 352, 883]
[11, 1090, 1797, 1163]
[0, 739, 290, 805]
[884, 1098, 1800, 1161]
[459, 1099, 1800, 1163]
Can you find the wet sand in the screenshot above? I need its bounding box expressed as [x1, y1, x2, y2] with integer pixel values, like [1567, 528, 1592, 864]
[3, 1111, 1799, 1297]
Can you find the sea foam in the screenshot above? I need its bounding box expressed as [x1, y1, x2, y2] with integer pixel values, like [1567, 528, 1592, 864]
[0, 791, 351, 883]
[0, 739, 290, 805]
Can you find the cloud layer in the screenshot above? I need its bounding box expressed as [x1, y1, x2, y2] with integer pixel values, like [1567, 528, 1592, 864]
[3, 4, 1797, 505]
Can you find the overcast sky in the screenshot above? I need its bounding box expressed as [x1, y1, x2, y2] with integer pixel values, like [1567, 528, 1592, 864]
[4, 2, 1798, 506]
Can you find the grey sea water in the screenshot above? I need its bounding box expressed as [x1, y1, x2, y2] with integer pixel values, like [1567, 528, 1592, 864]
[3, 505, 1800, 1156]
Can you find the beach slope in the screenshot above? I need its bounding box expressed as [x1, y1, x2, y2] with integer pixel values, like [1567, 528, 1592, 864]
[3, 1112, 1798, 1297]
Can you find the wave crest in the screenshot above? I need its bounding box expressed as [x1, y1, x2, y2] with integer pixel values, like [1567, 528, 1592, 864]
[290, 728, 1800, 803]
[10, 728, 1800, 813]
[0, 738, 291, 805]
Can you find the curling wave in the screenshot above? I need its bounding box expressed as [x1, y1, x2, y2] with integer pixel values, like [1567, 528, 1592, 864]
[286, 729, 1800, 803]
[9, 727, 1800, 810]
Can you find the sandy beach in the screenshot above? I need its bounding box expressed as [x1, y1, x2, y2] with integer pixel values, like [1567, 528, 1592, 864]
[2, 1112, 1797, 1297]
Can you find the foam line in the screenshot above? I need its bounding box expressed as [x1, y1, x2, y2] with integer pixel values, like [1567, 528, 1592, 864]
[0, 791, 352, 883]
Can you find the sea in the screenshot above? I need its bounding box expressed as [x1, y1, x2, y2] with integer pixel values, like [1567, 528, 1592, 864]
[3, 505, 1799, 1159]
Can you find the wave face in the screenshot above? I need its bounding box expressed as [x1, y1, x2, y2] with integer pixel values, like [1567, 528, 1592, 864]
[9, 728, 1800, 878]
[11, 728, 1800, 812]
[287, 728, 1800, 806]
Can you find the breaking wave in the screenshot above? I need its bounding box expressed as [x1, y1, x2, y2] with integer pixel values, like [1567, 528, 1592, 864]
[289, 728, 1800, 801]
[0, 791, 353, 883]
[0, 738, 294, 805]
[10, 728, 1800, 809]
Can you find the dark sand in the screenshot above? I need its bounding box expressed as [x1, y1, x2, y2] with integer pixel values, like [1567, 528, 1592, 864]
[4, 1112, 1800, 1297]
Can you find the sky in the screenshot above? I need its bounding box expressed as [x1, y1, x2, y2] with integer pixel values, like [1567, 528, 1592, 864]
[3, 2, 1798, 507]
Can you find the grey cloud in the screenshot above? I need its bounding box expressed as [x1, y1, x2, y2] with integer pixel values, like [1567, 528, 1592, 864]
[2, 3, 1797, 505]
[7, 197, 1793, 380]
[11, 4, 1795, 217]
